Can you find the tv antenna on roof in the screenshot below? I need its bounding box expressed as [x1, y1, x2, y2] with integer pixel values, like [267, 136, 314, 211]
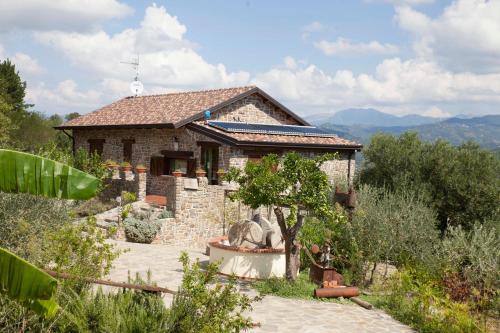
[121, 55, 144, 96]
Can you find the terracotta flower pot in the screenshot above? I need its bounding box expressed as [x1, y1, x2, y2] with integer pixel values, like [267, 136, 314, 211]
[196, 170, 206, 177]
[121, 166, 132, 172]
[172, 170, 183, 177]
[136, 167, 147, 174]
[216, 170, 226, 178]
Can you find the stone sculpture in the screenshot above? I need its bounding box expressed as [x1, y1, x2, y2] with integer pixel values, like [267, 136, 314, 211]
[227, 213, 284, 249]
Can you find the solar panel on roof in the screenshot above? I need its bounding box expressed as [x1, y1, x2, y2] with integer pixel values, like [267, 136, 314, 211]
[207, 121, 339, 138]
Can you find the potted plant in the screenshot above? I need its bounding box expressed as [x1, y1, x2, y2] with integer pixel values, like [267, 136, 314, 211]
[216, 168, 226, 178]
[105, 159, 119, 170]
[172, 169, 183, 177]
[120, 161, 132, 172]
[195, 167, 206, 177]
[136, 164, 147, 173]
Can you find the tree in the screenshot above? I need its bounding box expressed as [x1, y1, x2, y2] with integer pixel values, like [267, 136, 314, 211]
[0, 59, 27, 121]
[226, 152, 337, 281]
[359, 132, 500, 232]
[0, 149, 99, 317]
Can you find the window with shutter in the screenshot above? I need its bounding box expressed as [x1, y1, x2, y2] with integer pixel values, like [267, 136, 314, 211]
[150, 156, 164, 176]
[88, 139, 105, 156]
[122, 139, 135, 163]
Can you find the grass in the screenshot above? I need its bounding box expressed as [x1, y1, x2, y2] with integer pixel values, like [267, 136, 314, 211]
[253, 270, 353, 304]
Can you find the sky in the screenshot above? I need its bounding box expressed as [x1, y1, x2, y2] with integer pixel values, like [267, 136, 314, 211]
[1, 0, 500, 118]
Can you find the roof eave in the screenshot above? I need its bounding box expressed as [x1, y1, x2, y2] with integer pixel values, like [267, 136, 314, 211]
[55, 123, 175, 130]
[186, 123, 362, 151]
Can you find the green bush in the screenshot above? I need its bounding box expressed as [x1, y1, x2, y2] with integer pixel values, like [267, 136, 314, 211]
[124, 216, 162, 243]
[381, 269, 485, 333]
[0, 192, 71, 261]
[359, 132, 500, 232]
[439, 224, 499, 311]
[158, 209, 174, 219]
[168, 252, 256, 332]
[332, 185, 440, 285]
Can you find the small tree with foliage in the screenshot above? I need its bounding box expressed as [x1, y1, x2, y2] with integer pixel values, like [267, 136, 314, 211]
[226, 152, 337, 281]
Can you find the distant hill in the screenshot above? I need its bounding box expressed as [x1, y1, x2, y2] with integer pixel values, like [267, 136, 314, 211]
[307, 108, 444, 127]
[319, 114, 500, 149]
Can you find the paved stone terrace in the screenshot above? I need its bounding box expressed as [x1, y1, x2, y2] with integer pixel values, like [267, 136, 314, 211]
[106, 240, 413, 333]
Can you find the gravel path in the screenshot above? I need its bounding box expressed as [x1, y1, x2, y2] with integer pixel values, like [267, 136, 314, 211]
[106, 240, 413, 333]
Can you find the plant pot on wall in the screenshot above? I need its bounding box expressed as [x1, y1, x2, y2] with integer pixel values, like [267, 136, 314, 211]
[195, 168, 207, 178]
[120, 162, 132, 172]
[172, 170, 183, 177]
[216, 169, 226, 178]
[136, 165, 147, 174]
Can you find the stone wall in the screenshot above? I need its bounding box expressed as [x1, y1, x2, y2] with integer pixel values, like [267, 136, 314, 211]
[153, 176, 227, 246]
[214, 93, 301, 125]
[100, 169, 147, 201]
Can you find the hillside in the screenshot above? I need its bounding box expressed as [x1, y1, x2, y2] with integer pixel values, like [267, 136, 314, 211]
[318, 114, 500, 149]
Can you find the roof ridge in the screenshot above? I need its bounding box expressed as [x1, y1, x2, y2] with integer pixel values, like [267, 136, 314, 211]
[124, 85, 257, 99]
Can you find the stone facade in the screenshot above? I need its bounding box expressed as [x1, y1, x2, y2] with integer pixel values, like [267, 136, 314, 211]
[72, 93, 357, 247]
[214, 93, 301, 125]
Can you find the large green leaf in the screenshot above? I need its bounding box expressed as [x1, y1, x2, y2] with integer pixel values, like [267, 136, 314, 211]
[0, 149, 99, 200]
[0, 248, 59, 318]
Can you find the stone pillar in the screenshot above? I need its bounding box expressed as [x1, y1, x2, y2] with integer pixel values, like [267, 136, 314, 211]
[124, 170, 135, 181]
[137, 172, 147, 201]
[112, 168, 120, 179]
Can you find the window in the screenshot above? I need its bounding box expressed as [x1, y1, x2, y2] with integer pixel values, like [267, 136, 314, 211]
[88, 139, 105, 156]
[155, 150, 196, 177]
[122, 139, 135, 163]
[199, 142, 219, 185]
[169, 159, 188, 174]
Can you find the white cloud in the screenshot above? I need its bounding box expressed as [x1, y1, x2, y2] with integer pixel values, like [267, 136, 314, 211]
[395, 0, 500, 73]
[26, 80, 102, 114]
[421, 106, 451, 118]
[34, 4, 250, 95]
[0, 0, 132, 32]
[301, 21, 323, 39]
[10, 53, 45, 76]
[315, 38, 399, 56]
[0, 44, 45, 76]
[253, 56, 500, 115]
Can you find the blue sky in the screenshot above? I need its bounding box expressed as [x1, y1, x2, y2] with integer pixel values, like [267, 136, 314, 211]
[1, 0, 499, 118]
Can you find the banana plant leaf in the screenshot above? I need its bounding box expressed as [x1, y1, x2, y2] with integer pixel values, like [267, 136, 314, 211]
[0, 248, 59, 318]
[0, 149, 99, 200]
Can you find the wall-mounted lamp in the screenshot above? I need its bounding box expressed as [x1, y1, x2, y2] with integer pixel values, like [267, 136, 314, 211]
[173, 137, 179, 151]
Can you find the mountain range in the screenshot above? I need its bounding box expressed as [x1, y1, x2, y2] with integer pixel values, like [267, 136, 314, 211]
[306, 109, 500, 150]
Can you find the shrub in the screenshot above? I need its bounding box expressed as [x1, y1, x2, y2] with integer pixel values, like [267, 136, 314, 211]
[333, 185, 440, 285]
[124, 216, 162, 243]
[167, 252, 256, 332]
[359, 133, 500, 232]
[42, 216, 120, 286]
[0, 192, 70, 261]
[158, 209, 174, 219]
[73, 197, 118, 217]
[439, 224, 499, 310]
[381, 269, 485, 333]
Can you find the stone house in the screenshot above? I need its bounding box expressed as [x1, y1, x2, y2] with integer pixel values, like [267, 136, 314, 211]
[57, 86, 362, 246]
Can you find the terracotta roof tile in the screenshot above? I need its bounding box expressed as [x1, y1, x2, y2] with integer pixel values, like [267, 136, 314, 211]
[60, 86, 257, 128]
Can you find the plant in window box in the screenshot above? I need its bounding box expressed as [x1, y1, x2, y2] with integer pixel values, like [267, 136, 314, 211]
[136, 164, 147, 173]
[120, 161, 132, 171]
[172, 169, 183, 177]
[195, 167, 207, 177]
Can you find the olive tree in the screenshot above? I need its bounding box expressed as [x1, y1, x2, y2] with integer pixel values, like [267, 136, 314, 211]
[226, 152, 337, 281]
